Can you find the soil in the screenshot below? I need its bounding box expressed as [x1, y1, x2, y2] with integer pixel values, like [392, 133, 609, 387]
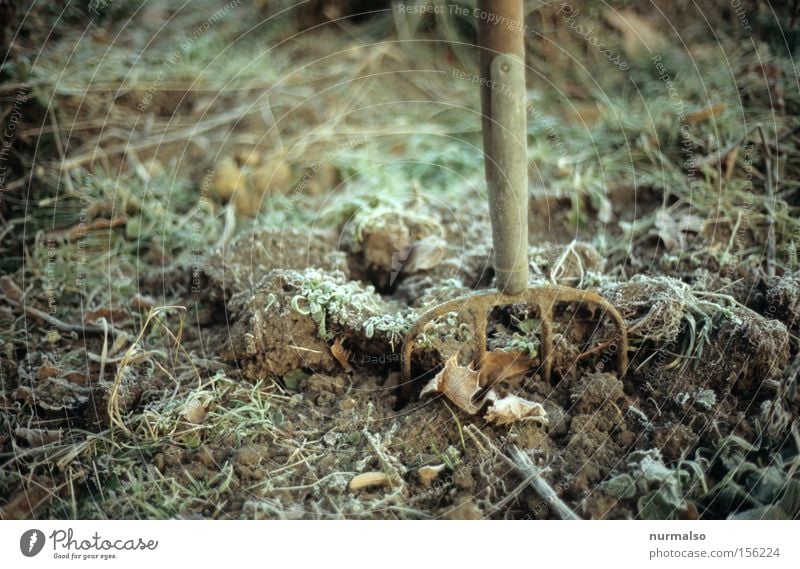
[3, 179, 799, 520]
[142, 187, 797, 519]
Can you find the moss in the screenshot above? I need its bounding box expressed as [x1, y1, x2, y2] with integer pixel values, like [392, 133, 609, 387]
[416, 311, 471, 350]
[284, 268, 417, 346]
[363, 313, 414, 349]
[289, 268, 381, 341]
[601, 449, 708, 520]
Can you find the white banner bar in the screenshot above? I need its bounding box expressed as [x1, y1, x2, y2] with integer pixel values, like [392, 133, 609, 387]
[1, 521, 797, 568]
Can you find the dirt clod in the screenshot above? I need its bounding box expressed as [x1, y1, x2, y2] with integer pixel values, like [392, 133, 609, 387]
[766, 272, 800, 330]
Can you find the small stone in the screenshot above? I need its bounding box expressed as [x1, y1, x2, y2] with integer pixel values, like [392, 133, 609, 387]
[349, 471, 393, 491]
[418, 464, 446, 486]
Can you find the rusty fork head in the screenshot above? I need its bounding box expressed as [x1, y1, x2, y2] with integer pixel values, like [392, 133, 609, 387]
[397, 284, 628, 407]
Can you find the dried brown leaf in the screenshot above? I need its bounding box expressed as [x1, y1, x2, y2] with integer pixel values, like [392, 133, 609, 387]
[651, 209, 705, 251]
[212, 156, 244, 200]
[330, 337, 352, 371]
[251, 155, 292, 195]
[14, 427, 63, 447]
[418, 463, 446, 486]
[0, 275, 23, 303]
[36, 364, 61, 379]
[420, 355, 487, 414]
[406, 235, 447, 273]
[182, 400, 208, 425]
[0, 475, 58, 520]
[684, 104, 727, 124]
[484, 395, 548, 427]
[84, 307, 130, 324]
[723, 146, 739, 180]
[478, 348, 535, 388]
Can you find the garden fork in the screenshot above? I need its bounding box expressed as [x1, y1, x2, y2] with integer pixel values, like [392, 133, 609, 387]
[398, 0, 628, 406]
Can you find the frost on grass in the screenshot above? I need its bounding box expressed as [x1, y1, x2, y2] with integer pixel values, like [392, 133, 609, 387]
[600, 274, 790, 390]
[600, 274, 689, 343]
[766, 271, 800, 330]
[204, 227, 350, 294]
[289, 268, 383, 341]
[702, 307, 789, 391]
[528, 240, 604, 287]
[600, 449, 708, 520]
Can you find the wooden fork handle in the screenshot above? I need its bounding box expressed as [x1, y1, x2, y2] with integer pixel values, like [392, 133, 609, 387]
[477, 0, 529, 295]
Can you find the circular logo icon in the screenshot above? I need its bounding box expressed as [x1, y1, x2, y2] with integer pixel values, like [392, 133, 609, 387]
[20, 529, 46, 557]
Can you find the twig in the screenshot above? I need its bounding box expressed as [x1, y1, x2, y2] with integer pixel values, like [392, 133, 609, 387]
[723, 210, 744, 259]
[757, 125, 777, 278]
[59, 103, 260, 170]
[695, 125, 759, 168]
[505, 445, 581, 520]
[487, 471, 539, 516]
[0, 81, 39, 93]
[48, 107, 75, 195]
[443, 401, 467, 451]
[576, 336, 617, 361]
[465, 426, 580, 519]
[2, 295, 125, 337]
[463, 423, 489, 455]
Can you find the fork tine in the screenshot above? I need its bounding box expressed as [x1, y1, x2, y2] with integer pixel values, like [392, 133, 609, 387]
[576, 295, 629, 376]
[397, 285, 628, 408]
[471, 307, 488, 369]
